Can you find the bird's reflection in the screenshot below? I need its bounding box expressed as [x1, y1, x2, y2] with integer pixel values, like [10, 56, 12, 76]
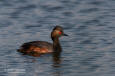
[52, 49, 62, 76]
[53, 51, 61, 67]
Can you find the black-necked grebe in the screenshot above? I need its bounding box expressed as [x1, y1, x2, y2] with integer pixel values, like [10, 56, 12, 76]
[17, 26, 68, 56]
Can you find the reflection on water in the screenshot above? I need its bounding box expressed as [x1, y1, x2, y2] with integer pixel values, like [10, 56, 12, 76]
[0, 0, 115, 76]
[52, 52, 62, 76]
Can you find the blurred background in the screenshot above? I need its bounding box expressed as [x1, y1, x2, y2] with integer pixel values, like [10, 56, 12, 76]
[0, 0, 115, 76]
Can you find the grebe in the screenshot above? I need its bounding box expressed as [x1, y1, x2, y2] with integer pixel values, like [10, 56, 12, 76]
[17, 26, 68, 56]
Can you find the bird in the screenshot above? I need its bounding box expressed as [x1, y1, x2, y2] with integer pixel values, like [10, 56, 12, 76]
[17, 26, 68, 56]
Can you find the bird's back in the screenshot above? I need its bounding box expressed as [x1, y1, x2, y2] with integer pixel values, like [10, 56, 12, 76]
[18, 41, 53, 56]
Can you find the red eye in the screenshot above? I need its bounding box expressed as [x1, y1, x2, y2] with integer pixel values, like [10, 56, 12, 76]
[59, 31, 62, 35]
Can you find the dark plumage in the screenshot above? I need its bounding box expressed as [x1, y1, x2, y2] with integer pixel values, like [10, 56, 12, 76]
[17, 26, 68, 56]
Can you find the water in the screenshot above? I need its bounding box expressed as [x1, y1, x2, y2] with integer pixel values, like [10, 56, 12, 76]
[0, 0, 115, 76]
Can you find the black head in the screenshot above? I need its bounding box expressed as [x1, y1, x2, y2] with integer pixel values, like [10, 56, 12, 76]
[51, 26, 68, 40]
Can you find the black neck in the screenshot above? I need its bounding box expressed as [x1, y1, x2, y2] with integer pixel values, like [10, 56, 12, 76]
[53, 37, 62, 52]
[52, 37, 62, 63]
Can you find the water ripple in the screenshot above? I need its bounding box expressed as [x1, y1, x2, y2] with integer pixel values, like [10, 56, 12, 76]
[0, 0, 115, 76]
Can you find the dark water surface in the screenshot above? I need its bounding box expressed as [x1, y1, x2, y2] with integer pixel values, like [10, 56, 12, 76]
[0, 0, 115, 76]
